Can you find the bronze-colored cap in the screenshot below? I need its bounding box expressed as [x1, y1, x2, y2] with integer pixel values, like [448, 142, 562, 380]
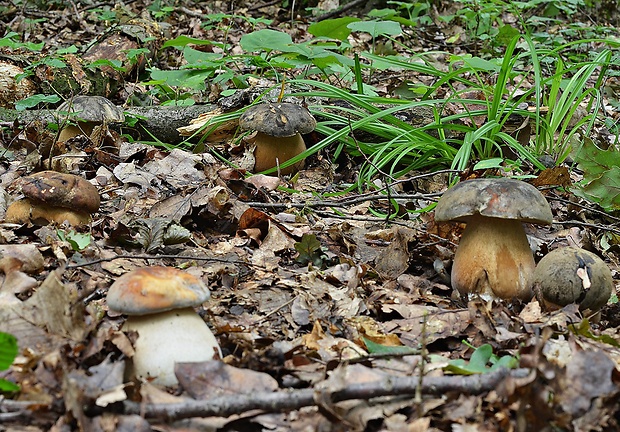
[20, 171, 100, 213]
[435, 178, 552, 224]
[239, 103, 316, 138]
[107, 266, 211, 315]
[58, 95, 125, 123]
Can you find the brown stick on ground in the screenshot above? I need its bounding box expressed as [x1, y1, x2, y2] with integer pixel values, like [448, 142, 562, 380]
[123, 367, 528, 421]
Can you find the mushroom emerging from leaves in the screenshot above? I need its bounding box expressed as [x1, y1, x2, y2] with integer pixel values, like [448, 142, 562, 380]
[239, 102, 316, 175]
[533, 247, 613, 313]
[435, 178, 552, 300]
[57, 95, 125, 142]
[5, 171, 100, 226]
[106, 266, 221, 387]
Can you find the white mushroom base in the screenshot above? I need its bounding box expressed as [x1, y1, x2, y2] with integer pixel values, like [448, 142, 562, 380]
[123, 308, 221, 387]
[451, 215, 535, 300]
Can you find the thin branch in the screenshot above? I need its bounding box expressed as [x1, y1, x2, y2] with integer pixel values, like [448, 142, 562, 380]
[123, 367, 529, 421]
[65, 254, 251, 269]
[246, 192, 442, 210]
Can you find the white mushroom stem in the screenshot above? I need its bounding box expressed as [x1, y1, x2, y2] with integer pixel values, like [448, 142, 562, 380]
[123, 308, 221, 387]
[253, 132, 306, 175]
[450, 214, 535, 300]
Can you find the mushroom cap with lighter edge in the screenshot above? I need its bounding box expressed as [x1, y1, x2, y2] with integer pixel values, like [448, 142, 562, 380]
[107, 266, 211, 315]
[239, 102, 316, 137]
[533, 246, 614, 312]
[434, 178, 552, 300]
[58, 95, 125, 124]
[434, 178, 553, 224]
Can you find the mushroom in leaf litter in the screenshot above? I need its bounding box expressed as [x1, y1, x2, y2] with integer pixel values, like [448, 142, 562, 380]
[106, 266, 221, 387]
[239, 102, 316, 175]
[5, 171, 100, 226]
[435, 178, 552, 300]
[533, 246, 613, 313]
[57, 95, 125, 143]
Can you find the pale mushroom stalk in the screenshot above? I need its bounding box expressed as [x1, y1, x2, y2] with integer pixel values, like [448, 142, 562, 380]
[451, 214, 535, 300]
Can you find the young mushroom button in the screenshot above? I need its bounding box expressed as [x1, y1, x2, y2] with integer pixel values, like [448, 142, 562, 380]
[533, 247, 613, 313]
[106, 266, 221, 387]
[239, 102, 316, 175]
[435, 178, 552, 300]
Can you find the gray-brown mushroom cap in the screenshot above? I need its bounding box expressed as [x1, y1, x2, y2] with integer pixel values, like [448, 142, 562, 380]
[533, 247, 614, 312]
[58, 95, 125, 123]
[435, 178, 552, 225]
[239, 103, 316, 138]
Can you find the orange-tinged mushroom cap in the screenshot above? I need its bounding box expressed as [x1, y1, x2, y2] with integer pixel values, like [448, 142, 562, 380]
[107, 266, 210, 315]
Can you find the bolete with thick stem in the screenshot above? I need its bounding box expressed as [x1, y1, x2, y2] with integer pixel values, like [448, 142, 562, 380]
[57, 95, 125, 143]
[239, 102, 316, 175]
[107, 266, 221, 387]
[5, 171, 100, 226]
[435, 178, 552, 300]
[533, 246, 613, 313]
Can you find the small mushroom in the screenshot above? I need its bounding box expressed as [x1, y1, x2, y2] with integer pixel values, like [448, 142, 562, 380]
[57, 96, 125, 142]
[239, 102, 316, 175]
[533, 247, 614, 312]
[106, 266, 221, 387]
[435, 178, 552, 300]
[5, 171, 100, 226]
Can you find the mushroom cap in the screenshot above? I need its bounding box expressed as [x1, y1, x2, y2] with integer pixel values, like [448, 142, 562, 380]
[533, 247, 614, 312]
[435, 178, 552, 224]
[107, 266, 211, 315]
[21, 171, 100, 213]
[239, 102, 316, 137]
[58, 95, 125, 123]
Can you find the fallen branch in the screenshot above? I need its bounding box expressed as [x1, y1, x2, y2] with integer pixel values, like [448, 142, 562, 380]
[123, 367, 529, 421]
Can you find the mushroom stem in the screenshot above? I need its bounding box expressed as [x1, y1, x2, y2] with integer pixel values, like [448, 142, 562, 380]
[451, 214, 535, 300]
[253, 132, 306, 174]
[124, 308, 221, 387]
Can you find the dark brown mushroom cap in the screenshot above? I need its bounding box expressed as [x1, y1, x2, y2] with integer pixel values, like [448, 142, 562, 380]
[21, 171, 100, 213]
[107, 266, 211, 315]
[533, 247, 613, 311]
[435, 178, 552, 224]
[58, 96, 125, 123]
[239, 103, 316, 138]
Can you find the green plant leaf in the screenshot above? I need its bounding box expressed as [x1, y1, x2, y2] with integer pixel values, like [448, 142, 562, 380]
[573, 139, 620, 211]
[57, 230, 92, 251]
[0, 332, 18, 370]
[240, 29, 293, 52]
[308, 17, 360, 41]
[15, 94, 61, 111]
[363, 337, 418, 355]
[348, 20, 402, 37]
[444, 343, 517, 375]
[294, 234, 323, 265]
[163, 35, 215, 48]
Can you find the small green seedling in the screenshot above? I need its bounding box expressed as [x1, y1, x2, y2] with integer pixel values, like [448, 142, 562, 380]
[0, 332, 19, 393]
[294, 234, 327, 267]
[444, 341, 518, 375]
[57, 229, 92, 251]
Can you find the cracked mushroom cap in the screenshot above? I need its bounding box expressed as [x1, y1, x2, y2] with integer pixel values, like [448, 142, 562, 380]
[435, 178, 552, 225]
[533, 247, 614, 312]
[239, 102, 316, 138]
[21, 171, 100, 213]
[58, 95, 125, 123]
[107, 266, 211, 315]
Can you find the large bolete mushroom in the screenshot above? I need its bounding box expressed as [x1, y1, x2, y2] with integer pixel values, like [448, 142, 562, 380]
[5, 171, 100, 226]
[57, 96, 125, 143]
[533, 247, 614, 312]
[238, 102, 316, 175]
[435, 178, 552, 300]
[107, 266, 221, 387]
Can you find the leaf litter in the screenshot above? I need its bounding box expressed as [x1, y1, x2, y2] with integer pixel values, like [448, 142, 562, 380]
[0, 2, 619, 432]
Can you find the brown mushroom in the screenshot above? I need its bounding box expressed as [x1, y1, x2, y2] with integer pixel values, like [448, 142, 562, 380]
[57, 96, 125, 142]
[107, 266, 221, 387]
[435, 178, 552, 300]
[5, 171, 100, 226]
[238, 102, 316, 175]
[533, 247, 614, 312]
